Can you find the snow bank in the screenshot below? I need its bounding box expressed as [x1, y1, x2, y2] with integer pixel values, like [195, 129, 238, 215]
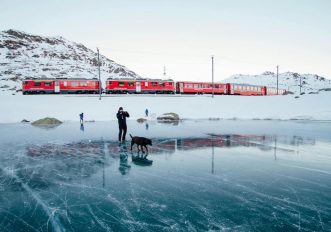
[1, 93, 331, 123]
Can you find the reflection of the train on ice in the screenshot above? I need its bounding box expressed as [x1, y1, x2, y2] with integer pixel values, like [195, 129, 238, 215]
[177, 134, 315, 152]
[24, 134, 316, 181]
[27, 134, 315, 158]
[22, 141, 106, 189]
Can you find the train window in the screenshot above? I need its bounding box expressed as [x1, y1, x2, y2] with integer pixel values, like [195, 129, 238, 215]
[200, 84, 203, 88]
[118, 81, 124, 86]
[152, 82, 158, 86]
[80, 81, 88, 86]
[63, 81, 67, 86]
[194, 84, 198, 88]
[128, 81, 134, 86]
[72, 81, 78, 87]
[45, 82, 51, 87]
[108, 81, 112, 85]
[34, 82, 41, 86]
[160, 82, 165, 87]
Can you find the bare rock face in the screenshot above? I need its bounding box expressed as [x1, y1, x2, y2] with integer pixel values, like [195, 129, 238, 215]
[137, 118, 147, 123]
[157, 113, 180, 122]
[31, 117, 62, 125]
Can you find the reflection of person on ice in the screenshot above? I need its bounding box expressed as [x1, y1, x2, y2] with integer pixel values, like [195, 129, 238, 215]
[79, 112, 84, 124]
[117, 107, 130, 142]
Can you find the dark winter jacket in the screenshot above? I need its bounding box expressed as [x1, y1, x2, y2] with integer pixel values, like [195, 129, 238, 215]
[117, 111, 130, 126]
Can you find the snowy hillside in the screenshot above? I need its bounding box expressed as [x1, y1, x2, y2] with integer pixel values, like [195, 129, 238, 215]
[0, 29, 142, 93]
[224, 71, 331, 95]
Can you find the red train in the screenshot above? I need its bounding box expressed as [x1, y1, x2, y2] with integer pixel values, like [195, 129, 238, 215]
[176, 81, 286, 95]
[22, 78, 100, 94]
[105, 79, 175, 94]
[22, 78, 286, 96]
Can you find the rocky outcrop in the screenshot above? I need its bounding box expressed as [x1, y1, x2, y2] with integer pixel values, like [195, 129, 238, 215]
[137, 118, 147, 123]
[31, 117, 62, 125]
[157, 113, 180, 122]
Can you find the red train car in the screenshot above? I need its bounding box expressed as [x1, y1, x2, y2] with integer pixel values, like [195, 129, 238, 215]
[228, 84, 266, 96]
[266, 87, 285, 96]
[176, 81, 230, 95]
[22, 78, 100, 94]
[22, 79, 55, 94]
[105, 79, 175, 94]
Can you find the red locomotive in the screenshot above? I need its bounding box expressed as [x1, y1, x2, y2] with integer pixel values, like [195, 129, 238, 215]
[105, 78, 175, 94]
[22, 78, 100, 94]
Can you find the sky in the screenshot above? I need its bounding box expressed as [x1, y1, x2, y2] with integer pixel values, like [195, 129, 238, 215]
[1, 0, 331, 81]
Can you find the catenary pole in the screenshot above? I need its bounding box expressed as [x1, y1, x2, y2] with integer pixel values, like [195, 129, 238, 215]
[276, 65, 279, 95]
[97, 48, 101, 100]
[212, 55, 214, 98]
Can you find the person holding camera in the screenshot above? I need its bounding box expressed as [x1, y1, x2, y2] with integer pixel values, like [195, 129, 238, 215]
[116, 107, 130, 142]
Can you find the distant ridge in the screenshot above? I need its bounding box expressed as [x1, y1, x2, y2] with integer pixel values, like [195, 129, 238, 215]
[224, 71, 331, 94]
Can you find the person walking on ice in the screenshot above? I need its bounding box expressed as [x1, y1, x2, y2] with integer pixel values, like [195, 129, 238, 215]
[145, 108, 149, 117]
[79, 112, 84, 124]
[117, 107, 130, 142]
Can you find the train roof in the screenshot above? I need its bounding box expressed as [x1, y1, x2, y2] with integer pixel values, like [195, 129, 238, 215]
[106, 78, 174, 81]
[23, 78, 99, 81]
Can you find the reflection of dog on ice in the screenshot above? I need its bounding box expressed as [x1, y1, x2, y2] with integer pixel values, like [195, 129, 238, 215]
[130, 134, 153, 165]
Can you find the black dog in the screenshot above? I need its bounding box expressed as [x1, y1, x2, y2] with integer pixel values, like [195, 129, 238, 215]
[130, 134, 152, 153]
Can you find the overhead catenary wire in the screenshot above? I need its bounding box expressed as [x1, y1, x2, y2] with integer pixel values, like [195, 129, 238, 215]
[94, 46, 278, 67]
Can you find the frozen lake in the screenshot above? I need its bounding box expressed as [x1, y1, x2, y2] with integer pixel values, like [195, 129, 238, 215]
[0, 120, 330, 231]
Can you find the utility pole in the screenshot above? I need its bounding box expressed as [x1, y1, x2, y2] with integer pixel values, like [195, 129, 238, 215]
[211, 55, 214, 98]
[163, 65, 166, 79]
[276, 65, 279, 95]
[97, 48, 101, 100]
[300, 75, 302, 95]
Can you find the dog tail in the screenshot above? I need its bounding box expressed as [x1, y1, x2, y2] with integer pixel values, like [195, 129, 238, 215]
[130, 134, 133, 138]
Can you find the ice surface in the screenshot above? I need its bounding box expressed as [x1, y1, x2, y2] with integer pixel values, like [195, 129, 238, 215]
[0, 121, 330, 231]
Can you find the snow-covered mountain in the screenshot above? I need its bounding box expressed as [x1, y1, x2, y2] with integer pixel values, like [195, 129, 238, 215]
[224, 71, 331, 95]
[0, 29, 142, 93]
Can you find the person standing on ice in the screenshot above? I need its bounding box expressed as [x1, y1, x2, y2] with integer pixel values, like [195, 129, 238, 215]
[79, 112, 84, 124]
[117, 107, 130, 142]
[145, 108, 149, 117]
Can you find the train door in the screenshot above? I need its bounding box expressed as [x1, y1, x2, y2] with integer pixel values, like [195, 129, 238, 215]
[225, 83, 231, 95]
[136, 82, 141, 93]
[179, 82, 184, 93]
[55, 81, 60, 93]
[262, 86, 267, 95]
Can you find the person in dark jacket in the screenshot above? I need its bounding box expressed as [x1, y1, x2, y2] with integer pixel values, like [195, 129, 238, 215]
[79, 112, 84, 124]
[117, 107, 130, 142]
